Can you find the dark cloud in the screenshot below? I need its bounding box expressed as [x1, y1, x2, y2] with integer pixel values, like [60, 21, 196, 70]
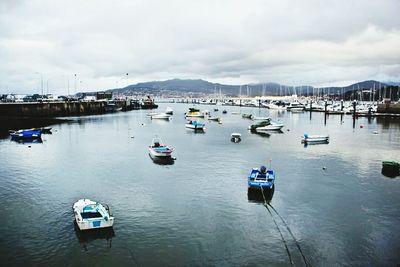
[0, 0, 399, 94]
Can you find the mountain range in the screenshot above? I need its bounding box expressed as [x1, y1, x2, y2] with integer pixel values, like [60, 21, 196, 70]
[107, 79, 397, 97]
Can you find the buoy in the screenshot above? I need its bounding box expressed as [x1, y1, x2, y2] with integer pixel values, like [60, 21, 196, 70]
[360, 125, 363, 128]
[131, 136, 135, 138]
[322, 166, 327, 170]
[373, 131, 378, 134]
[28, 146, 31, 148]
[287, 129, 290, 131]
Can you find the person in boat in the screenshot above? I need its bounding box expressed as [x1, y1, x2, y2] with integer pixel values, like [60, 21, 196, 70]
[154, 141, 160, 147]
[257, 166, 267, 178]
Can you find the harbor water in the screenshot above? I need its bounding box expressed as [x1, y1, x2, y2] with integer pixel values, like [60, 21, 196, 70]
[0, 103, 399, 266]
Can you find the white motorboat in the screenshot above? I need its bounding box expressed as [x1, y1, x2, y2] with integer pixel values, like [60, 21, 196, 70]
[252, 116, 270, 121]
[185, 120, 205, 130]
[185, 108, 204, 118]
[231, 132, 241, 143]
[208, 116, 220, 122]
[256, 121, 284, 132]
[151, 113, 171, 120]
[165, 107, 173, 115]
[287, 102, 305, 112]
[301, 134, 329, 143]
[148, 137, 174, 158]
[73, 199, 114, 231]
[146, 112, 158, 117]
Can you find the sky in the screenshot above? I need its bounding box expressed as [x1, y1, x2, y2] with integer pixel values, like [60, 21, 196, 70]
[0, 0, 399, 95]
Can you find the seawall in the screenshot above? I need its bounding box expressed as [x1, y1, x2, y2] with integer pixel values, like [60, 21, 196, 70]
[0, 101, 125, 117]
[377, 103, 400, 114]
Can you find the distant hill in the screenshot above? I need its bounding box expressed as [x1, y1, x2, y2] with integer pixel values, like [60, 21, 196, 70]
[106, 78, 393, 97]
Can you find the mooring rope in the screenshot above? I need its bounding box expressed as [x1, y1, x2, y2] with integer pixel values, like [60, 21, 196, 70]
[267, 203, 312, 267]
[260, 186, 294, 266]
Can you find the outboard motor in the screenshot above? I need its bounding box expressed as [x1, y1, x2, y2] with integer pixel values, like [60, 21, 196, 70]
[260, 165, 267, 174]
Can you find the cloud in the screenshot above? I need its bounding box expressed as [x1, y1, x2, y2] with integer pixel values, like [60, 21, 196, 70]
[0, 0, 399, 94]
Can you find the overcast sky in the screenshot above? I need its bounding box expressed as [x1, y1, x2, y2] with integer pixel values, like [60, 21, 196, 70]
[1, 0, 399, 94]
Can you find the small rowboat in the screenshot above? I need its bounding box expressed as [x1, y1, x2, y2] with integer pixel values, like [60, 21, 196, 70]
[301, 133, 329, 143]
[231, 133, 241, 143]
[73, 199, 114, 231]
[148, 137, 174, 158]
[9, 129, 42, 140]
[185, 120, 205, 130]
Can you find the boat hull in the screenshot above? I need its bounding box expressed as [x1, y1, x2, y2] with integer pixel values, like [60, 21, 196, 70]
[148, 148, 173, 158]
[302, 136, 329, 143]
[185, 124, 205, 130]
[256, 124, 284, 131]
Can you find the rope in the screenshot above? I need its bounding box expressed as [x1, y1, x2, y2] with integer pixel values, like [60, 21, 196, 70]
[260, 186, 294, 266]
[267, 203, 312, 267]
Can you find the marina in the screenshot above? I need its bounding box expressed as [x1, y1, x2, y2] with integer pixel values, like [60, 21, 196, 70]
[0, 103, 399, 266]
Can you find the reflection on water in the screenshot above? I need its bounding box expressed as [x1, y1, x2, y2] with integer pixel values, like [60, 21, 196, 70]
[247, 187, 275, 203]
[250, 130, 270, 138]
[74, 222, 115, 249]
[0, 103, 399, 266]
[10, 137, 43, 144]
[149, 154, 175, 165]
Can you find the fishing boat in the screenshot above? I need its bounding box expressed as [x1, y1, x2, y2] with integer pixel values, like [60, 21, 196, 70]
[9, 129, 42, 140]
[185, 108, 204, 118]
[185, 120, 205, 130]
[165, 107, 173, 115]
[231, 133, 241, 143]
[248, 166, 275, 197]
[256, 121, 284, 132]
[301, 133, 329, 143]
[382, 161, 400, 177]
[148, 137, 174, 158]
[151, 113, 171, 120]
[72, 199, 114, 231]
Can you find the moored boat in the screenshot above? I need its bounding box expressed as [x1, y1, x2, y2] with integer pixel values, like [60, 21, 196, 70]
[185, 108, 204, 118]
[242, 114, 253, 119]
[165, 107, 173, 115]
[301, 133, 329, 143]
[148, 137, 174, 158]
[252, 116, 270, 121]
[208, 116, 220, 122]
[248, 119, 271, 132]
[9, 129, 42, 140]
[248, 166, 275, 198]
[73, 199, 114, 231]
[256, 121, 284, 132]
[382, 161, 400, 177]
[151, 113, 171, 120]
[185, 120, 205, 130]
[231, 132, 241, 143]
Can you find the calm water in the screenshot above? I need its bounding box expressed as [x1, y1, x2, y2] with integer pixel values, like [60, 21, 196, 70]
[0, 103, 399, 266]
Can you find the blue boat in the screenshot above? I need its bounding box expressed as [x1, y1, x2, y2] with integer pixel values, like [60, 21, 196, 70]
[9, 129, 42, 140]
[248, 166, 275, 199]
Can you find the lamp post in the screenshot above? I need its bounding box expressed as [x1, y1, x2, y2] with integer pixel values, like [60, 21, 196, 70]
[35, 72, 44, 98]
[74, 74, 77, 95]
